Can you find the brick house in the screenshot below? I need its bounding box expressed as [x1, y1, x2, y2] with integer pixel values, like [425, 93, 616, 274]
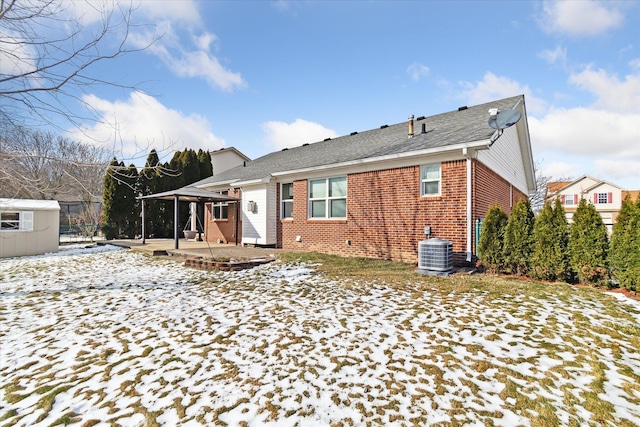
[546, 176, 640, 234]
[191, 95, 535, 265]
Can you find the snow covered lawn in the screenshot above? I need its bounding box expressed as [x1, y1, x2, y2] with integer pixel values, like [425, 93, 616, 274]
[1, 245, 639, 426]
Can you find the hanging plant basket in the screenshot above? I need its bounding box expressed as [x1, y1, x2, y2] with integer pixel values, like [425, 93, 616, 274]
[184, 230, 197, 240]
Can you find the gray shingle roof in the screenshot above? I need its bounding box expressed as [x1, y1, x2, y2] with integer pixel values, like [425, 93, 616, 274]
[194, 95, 524, 187]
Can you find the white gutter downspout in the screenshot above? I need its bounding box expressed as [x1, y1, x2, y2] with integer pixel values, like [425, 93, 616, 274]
[463, 148, 472, 263]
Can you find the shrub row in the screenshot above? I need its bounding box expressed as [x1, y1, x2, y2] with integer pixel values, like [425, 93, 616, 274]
[477, 195, 640, 291]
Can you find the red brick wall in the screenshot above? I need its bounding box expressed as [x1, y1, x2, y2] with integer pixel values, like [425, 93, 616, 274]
[278, 160, 528, 265]
[204, 189, 242, 244]
[471, 160, 528, 254]
[281, 161, 469, 263]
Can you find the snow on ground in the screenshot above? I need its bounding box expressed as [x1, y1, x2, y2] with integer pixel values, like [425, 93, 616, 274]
[1, 245, 639, 426]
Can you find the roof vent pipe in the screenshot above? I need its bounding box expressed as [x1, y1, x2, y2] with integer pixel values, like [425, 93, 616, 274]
[408, 115, 414, 138]
[421, 123, 426, 134]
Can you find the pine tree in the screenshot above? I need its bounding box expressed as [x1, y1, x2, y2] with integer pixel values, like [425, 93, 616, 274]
[101, 159, 137, 239]
[530, 199, 569, 281]
[609, 194, 640, 291]
[568, 198, 609, 286]
[139, 150, 168, 238]
[197, 149, 213, 179]
[503, 199, 535, 276]
[477, 205, 508, 273]
[122, 164, 139, 238]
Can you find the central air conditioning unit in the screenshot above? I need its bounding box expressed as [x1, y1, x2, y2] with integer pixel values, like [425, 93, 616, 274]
[417, 238, 453, 275]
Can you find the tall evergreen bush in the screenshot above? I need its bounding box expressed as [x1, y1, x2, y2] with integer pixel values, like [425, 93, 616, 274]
[568, 198, 609, 286]
[477, 205, 508, 273]
[530, 199, 569, 281]
[503, 199, 535, 276]
[609, 195, 640, 291]
[102, 159, 138, 239]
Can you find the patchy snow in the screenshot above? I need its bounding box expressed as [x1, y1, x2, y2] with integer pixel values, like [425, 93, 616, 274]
[1, 245, 639, 426]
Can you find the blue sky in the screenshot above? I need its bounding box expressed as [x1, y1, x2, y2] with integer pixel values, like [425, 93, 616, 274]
[16, 1, 640, 189]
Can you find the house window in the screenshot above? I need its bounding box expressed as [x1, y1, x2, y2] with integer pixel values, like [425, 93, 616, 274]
[597, 193, 608, 204]
[281, 183, 293, 219]
[1, 211, 33, 231]
[564, 194, 574, 205]
[212, 191, 228, 220]
[420, 164, 441, 196]
[309, 177, 347, 219]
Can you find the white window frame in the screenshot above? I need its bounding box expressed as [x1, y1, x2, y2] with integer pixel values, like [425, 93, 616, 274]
[308, 176, 347, 219]
[420, 163, 441, 197]
[211, 191, 229, 220]
[281, 182, 294, 219]
[0, 211, 33, 231]
[564, 194, 574, 205]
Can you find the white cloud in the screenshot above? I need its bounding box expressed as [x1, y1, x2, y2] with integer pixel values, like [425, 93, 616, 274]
[540, 160, 580, 181]
[529, 107, 640, 159]
[538, 45, 567, 65]
[128, 15, 245, 92]
[594, 159, 640, 184]
[539, 0, 624, 36]
[262, 119, 338, 150]
[0, 30, 36, 76]
[73, 92, 225, 161]
[569, 67, 640, 114]
[407, 63, 430, 82]
[459, 72, 547, 115]
[630, 58, 640, 71]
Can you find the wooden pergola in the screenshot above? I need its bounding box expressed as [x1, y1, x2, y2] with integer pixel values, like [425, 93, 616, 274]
[138, 187, 240, 249]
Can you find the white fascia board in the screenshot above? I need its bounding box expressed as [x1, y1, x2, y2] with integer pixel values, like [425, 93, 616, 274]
[272, 141, 490, 181]
[233, 176, 272, 187]
[194, 179, 239, 190]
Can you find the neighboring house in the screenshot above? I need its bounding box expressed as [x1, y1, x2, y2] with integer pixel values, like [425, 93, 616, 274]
[186, 95, 535, 265]
[546, 176, 640, 234]
[0, 198, 60, 258]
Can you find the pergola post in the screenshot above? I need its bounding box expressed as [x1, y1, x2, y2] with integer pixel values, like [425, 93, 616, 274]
[174, 195, 179, 250]
[141, 199, 146, 244]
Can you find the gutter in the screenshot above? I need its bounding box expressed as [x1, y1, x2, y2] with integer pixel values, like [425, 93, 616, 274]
[463, 147, 473, 263]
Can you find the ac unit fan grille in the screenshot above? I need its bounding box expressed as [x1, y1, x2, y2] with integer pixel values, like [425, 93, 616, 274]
[418, 239, 453, 272]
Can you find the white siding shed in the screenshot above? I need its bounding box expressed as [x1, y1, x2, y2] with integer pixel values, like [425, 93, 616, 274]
[0, 199, 60, 258]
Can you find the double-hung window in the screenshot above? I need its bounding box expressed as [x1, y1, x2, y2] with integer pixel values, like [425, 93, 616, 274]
[1, 211, 33, 231]
[420, 164, 441, 196]
[564, 194, 574, 206]
[281, 183, 293, 219]
[212, 191, 229, 220]
[309, 177, 347, 219]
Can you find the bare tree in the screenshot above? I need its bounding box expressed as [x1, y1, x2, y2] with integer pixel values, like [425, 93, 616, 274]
[530, 159, 572, 214]
[0, 125, 108, 201]
[72, 202, 101, 242]
[0, 0, 155, 129]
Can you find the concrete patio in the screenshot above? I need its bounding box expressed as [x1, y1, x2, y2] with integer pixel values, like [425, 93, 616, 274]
[98, 239, 285, 261]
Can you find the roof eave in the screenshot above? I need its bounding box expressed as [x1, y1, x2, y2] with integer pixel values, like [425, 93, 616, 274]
[271, 140, 490, 178]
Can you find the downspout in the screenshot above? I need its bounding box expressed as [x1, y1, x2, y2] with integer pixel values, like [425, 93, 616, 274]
[235, 195, 240, 246]
[174, 195, 179, 250]
[463, 148, 472, 263]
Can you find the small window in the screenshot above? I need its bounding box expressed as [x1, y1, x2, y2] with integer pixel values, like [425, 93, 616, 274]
[281, 183, 293, 219]
[309, 177, 347, 219]
[212, 191, 229, 220]
[0, 211, 33, 231]
[564, 194, 574, 205]
[597, 193, 608, 204]
[1, 212, 20, 230]
[420, 164, 441, 196]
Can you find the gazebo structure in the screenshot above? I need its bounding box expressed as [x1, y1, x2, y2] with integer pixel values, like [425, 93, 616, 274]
[138, 187, 239, 249]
